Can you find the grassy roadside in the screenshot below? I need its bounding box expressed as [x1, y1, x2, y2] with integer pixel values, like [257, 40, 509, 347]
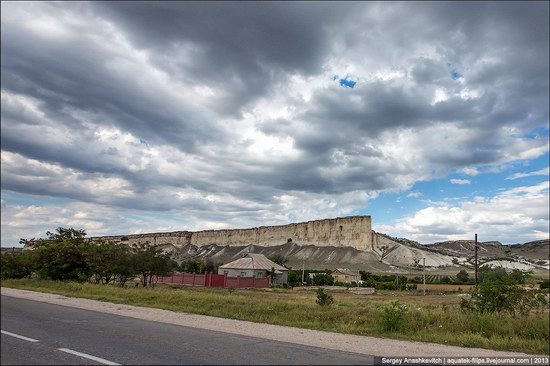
[2, 279, 548, 355]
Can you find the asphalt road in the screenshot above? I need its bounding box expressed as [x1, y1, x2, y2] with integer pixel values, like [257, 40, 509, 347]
[1, 295, 373, 365]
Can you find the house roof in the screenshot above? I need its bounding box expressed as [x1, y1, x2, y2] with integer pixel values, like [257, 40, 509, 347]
[219, 253, 288, 271]
[332, 268, 359, 276]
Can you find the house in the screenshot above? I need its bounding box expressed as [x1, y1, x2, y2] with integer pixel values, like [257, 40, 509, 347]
[331, 268, 360, 283]
[218, 253, 288, 284]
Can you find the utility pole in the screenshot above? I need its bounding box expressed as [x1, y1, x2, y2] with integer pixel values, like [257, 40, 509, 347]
[474, 233, 478, 289]
[301, 260, 305, 286]
[422, 258, 426, 296]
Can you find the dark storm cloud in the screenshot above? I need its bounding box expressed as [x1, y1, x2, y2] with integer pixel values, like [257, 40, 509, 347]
[92, 1, 362, 117]
[1, 9, 224, 152]
[0, 1, 548, 222]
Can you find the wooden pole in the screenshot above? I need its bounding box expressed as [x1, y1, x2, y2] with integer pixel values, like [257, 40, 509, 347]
[301, 260, 305, 285]
[423, 258, 426, 296]
[474, 233, 478, 289]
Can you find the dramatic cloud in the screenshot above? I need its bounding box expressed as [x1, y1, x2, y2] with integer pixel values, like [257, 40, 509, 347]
[1, 2, 548, 245]
[377, 181, 550, 244]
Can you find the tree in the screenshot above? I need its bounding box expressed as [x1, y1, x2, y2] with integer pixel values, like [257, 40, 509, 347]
[456, 270, 469, 284]
[32, 228, 92, 282]
[478, 266, 507, 284]
[180, 259, 205, 274]
[287, 270, 301, 287]
[86, 241, 135, 285]
[312, 273, 334, 286]
[46, 227, 87, 241]
[203, 258, 221, 274]
[130, 242, 173, 287]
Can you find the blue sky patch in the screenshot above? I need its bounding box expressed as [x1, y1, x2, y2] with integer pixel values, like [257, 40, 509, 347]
[359, 151, 549, 236]
[450, 69, 462, 80]
[447, 62, 463, 80]
[339, 78, 356, 88]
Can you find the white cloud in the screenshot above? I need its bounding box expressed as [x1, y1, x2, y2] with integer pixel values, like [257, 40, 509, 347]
[460, 167, 479, 176]
[506, 167, 549, 180]
[450, 179, 471, 185]
[376, 181, 549, 244]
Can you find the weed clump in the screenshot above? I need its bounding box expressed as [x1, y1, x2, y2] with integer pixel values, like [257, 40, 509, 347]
[316, 287, 334, 306]
[382, 300, 409, 330]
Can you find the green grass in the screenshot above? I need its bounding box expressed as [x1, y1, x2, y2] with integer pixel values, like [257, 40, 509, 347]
[2, 279, 548, 355]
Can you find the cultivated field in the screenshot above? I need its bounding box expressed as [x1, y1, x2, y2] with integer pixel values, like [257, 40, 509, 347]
[1, 279, 548, 355]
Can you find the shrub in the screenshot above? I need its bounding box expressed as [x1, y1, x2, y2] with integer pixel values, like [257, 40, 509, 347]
[315, 287, 334, 307]
[0, 251, 34, 279]
[461, 280, 549, 316]
[381, 300, 409, 331]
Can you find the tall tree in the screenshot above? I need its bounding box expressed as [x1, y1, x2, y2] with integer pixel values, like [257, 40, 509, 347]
[33, 228, 92, 282]
[130, 242, 174, 287]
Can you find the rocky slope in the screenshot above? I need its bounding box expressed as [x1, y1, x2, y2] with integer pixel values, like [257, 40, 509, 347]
[160, 234, 549, 274]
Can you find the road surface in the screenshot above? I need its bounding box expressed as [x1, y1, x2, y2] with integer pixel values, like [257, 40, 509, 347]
[1, 295, 372, 365]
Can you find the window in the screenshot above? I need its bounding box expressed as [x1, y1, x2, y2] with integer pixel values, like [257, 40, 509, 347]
[240, 271, 247, 276]
[257, 271, 263, 277]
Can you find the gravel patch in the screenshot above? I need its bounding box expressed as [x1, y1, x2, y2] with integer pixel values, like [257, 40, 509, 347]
[0, 287, 541, 357]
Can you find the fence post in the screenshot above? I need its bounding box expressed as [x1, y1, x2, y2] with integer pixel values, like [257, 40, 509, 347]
[171, 272, 174, 284]
[224, 273, 227, 288]
[237, 275, 240, 288]
[182, 272, 185, 284]
[193, 273, 196, 286]
[208, 272, 213, 287]
[253, 275, 255, 288]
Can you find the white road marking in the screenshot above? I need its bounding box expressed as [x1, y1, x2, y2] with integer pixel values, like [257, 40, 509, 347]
[1, 330, 40, 342]
[57, 348, 120, 365]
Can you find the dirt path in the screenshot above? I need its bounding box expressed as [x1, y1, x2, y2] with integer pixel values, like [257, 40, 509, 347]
[0, 287, 542, 357]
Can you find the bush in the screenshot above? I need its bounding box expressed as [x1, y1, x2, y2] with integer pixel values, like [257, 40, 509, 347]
[381, 300, 409, 331]
[0, 251, 34, 279]
[461, 280, 549, 316]
[315, 287, 334, 307]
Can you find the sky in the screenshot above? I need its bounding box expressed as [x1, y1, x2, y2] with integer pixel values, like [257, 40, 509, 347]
[1, 1, 549, 246]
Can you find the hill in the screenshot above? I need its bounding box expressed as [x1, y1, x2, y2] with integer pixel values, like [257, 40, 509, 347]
[160, 233, 549, 275]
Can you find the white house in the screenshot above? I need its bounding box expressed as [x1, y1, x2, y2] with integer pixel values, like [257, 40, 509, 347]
[218, 253, 288, 284]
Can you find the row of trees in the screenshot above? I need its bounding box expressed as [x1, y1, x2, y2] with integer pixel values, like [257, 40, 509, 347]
[1, 228, 174, 287]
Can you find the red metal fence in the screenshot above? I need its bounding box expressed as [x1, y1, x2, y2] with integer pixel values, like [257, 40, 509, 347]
[154, 272, 270, 289]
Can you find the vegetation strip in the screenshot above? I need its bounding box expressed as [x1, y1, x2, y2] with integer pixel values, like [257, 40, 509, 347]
[2, 279, 548, 355]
